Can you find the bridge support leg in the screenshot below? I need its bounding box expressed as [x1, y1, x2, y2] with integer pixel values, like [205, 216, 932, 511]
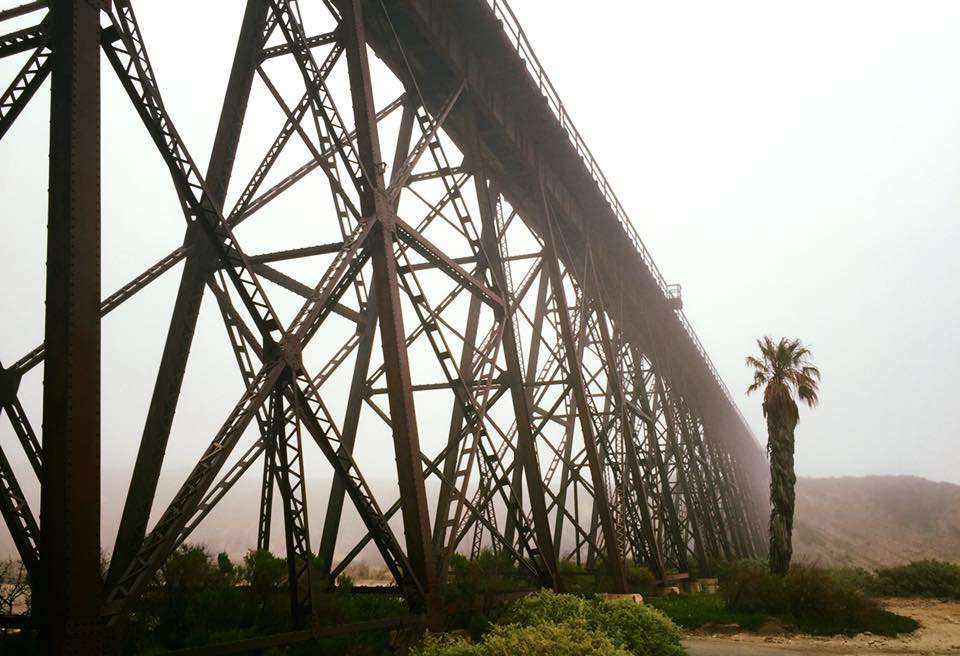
[706, 435, 753, 557]
[318, 100, 414, 579]
[38, 1, 102, 651]
[656, 378, 709, 572]
[539, 192, 627, 591]
[643, 375, 691, 572]
[676, 402, 724, 565]
[687, 416, 735, 560]
[109, 0, 269, 586]
[587, 292, 671, 582]
[469, 131, 560, 590]
[342, 0, 437, 609]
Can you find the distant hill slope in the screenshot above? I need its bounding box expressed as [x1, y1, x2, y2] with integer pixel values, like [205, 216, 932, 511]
[793, 476, 960, 568]
[3, 473, 957, 569]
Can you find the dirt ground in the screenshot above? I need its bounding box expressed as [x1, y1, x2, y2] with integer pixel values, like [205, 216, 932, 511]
[684, 598, 960, 656]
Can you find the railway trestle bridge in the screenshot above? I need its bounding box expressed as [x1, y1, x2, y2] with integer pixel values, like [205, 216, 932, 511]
[0, 0, 768, 651]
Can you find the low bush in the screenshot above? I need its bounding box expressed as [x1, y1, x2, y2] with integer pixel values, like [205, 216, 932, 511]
[872, 560, 960, 599]
[444, 550, 536, 637]
[826, 566, 878, 594]
[492, 591, 684, 656]
[556, 559, 611, 595]
[590, 598, 684, 656]
[112, 544, 412, 653]
[649, 592, 768, 631]
[482, 622, 630, 656]
[494, 589, 589, 626]
[624, 563, 656, 595]
[414, 622, 632, 656]
[715, 560, 919, 637]
[415, 632, 483, 656]
[719, 560, 788, 614]
[785, 563, 879, 633]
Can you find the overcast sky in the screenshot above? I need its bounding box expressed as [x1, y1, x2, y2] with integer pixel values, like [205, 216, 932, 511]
[505, 0, 960, 484]
[1, 0, 958, 523]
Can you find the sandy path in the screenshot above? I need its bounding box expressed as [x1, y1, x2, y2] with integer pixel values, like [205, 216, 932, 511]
[684, 598, 960, 655]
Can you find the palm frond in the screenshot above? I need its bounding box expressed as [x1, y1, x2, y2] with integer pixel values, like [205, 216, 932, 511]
[797, 382, 819, 408]
[746, 336, 820, 412]
[800, 365, 821, 381]
[745, 355, 769, 373]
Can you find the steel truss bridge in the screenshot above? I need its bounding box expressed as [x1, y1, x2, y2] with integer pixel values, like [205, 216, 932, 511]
[0, 0, 769, 651]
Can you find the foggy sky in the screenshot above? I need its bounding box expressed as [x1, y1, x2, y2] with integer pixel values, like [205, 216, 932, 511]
[1, 0, 958, 540]
[505, 0, 960, 484]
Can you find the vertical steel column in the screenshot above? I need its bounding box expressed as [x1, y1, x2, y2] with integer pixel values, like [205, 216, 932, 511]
[341, 0, 437, 606]
[316, 295, 377, 576]
[726, 442, 766, 557]
[539, 202, 626, 591]
[705, 436, 751, 557]
[504, 265, 548, 551]
[257, 439, 276, 551]
[633, 371, 683, 572]
[38, 0, 101, 651]
[432, 289, 482, 557]
[627, 346, 666, 579]
[318, 100, 415, 578]
[655, 378, 708, 572]
[675, 403, 724, 563]
[109, 0, 270, 585]
[587, 297, 668, 581]
[271, 385, 316, 625]
[470, 140, 560, 590]
[687, 416, 735, 560]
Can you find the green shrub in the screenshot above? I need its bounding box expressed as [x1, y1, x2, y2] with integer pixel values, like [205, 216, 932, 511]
[589, 598, 684, 656]
[494, 592, 684, 656]
[827, 567, 878, 594]
[446, 550, 527, 608]
[482, 622, 630, 656]
[147, 545, 251, 648]
[413, 622, 632, 656]
[241, 549, 287, 598]
[715, 560, 919, 637]
[413, 632, 483, 656]
[557, 559, 609, 595]
[649, 592, 768, 630]
[785, 563, 878, 630]
[494, 590, 590, 626]
[719, 560, 788, 614]
[624, 563, 656, 595]
[872, 560, 960, 599]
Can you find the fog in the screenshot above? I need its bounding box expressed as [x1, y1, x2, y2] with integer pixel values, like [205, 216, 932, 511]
[504, 0, 960, 484]
[1, 0, 958, 558]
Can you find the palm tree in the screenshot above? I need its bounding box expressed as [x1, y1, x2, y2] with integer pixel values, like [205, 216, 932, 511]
[746, 337, 820, 575]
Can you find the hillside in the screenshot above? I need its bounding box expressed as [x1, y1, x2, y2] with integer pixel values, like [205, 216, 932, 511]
[793, 475, 960, 568]
[2, 473, 958, 570]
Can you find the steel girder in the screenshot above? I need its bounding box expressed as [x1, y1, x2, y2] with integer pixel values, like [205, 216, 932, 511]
[0, 0, 767, 643]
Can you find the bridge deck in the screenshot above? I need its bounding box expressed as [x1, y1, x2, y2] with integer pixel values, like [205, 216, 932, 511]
[364, 0, 764, 472]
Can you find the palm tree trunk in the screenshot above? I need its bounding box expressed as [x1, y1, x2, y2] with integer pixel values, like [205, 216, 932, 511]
[767, 410, 796, 575]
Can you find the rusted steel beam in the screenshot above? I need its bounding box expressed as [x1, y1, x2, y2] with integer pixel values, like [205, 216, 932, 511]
[318, 98, 414, 578]
[335, 0, 437, 609]
[0, 21, 45, 59]
[540, 221, 626, 591]
[0, 439, 39, 579]
[37, 0, 102, 651]
[471, 142, 560, 589]
[269, 387, 316, 625]
[0, 41, 51, 140]
[107, 0, 271, 589]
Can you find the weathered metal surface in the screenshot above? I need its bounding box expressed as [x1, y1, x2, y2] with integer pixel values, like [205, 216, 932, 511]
[37, 1, 102, 652]
[0, 0, 769, 648]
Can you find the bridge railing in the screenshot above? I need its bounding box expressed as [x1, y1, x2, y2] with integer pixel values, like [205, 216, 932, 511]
[485, 0, 753, 436]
